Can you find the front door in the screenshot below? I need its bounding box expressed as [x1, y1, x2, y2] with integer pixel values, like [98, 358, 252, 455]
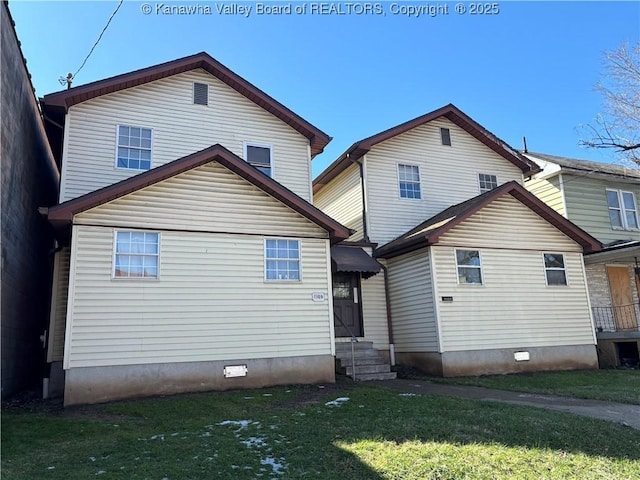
[332, 272, 363, 337]
[607, 266, 638, 330]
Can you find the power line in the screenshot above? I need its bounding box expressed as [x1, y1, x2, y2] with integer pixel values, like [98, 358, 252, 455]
[62, 0, 124, 87]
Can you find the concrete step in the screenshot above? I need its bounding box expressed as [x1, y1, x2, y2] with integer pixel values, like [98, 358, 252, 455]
[335, 341, 374, 351]
[335, 356, 384, 367]
[335, 349, 383, 361]
[355, 372, 397, 381]
[346, 364, 392, 375]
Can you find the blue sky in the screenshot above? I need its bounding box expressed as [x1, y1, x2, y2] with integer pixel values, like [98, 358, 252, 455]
[10, 1, 639, 176]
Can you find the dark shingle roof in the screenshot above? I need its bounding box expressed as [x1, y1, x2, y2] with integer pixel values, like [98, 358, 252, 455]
[526, 152, 640, 180]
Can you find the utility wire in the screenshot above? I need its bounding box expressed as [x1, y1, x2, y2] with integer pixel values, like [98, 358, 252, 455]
[71, 0, 124, 80]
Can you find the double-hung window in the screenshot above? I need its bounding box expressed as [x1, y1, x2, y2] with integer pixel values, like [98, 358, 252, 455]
[543, 253, 567, 286]
[117, 125, 152, 171]
[456, 249, 483, 285]
[114, 231, 159, 278]
[606, 189, 639, 230]
[244, 142, 272, 176]
[265, 239, 300, 281]
[398, 164, 421, 199]
[478, 173, 498, 193]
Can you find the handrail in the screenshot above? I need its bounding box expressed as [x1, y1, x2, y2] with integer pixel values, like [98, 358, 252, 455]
[592, 303, 640, 333]
[333, 312, 358, 381]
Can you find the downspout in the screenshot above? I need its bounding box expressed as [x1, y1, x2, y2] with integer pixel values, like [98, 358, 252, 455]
[346, 154, 369, 243]
[379, 263, 395, 365]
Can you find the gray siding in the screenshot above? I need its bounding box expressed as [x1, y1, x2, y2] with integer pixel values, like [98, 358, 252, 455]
[1, 3, 59, 398]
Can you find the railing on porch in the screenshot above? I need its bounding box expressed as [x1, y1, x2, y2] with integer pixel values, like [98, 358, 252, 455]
[592, 303, 640, 333]
[333, 312, 359, 381]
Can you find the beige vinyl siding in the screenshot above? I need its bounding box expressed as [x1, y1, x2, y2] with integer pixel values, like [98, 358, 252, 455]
[438, 195, 583, 252]
[360, 267, 389, 349]
[65, 225, 331, 368]
[314, 163, 364, 241]
[47, 248, 70, 362]
[76, 162, 327, 239]
[366, 118, 524, 244]
[562, 175, 640, 245]
[525, 174, 566, 216]
[387, 248, 439, 352]
[432, 246, 594, 351]
[61, 69, 312, 202]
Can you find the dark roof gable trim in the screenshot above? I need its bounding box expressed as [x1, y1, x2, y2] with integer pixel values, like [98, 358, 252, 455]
[313, 104, 539, 193]
[47, 144, 350, 243]
[41, 52, 331, 157]
[374, 181, 601, 259]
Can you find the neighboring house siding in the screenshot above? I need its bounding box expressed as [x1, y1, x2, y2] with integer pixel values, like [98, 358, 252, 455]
[48, 248, 70, 362]
[0, 2, 59, 398]
[65, 225, 331, 369]
[524, 175, 565, 216]
[562, 175, 640, 245]
[365, 118, 524, 244]
[360, 267, 389, 350]
[314, 163, 364, 241]
[387, 248, 439, 353]
[60, 69, 312, 203]
[75, 162, 327, 239]
[432, 196, 593, 352]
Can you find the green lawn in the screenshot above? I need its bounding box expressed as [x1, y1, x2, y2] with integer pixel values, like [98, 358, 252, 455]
[2, 383, 640, 479]
[417, 369, 640, 405]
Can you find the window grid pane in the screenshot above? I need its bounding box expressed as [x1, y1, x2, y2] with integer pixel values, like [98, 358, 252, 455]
[114, 231, 159, 278]
[398, 164, 421, 199]
[479, 174, 498, 193]
[544, 253, 567, 286]
[608, 190, 638, 230]
[265, 239, 300, 281]
[117, 126, 152, 171]
[456, 250, 482, 285]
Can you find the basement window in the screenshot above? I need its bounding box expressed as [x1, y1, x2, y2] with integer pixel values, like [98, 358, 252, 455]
[193, 82, 209, 106]
[440, 127, 452, 146]
[543, 253, 567, 286]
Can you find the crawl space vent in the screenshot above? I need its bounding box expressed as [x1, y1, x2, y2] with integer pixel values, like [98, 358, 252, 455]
[193, 82, 209, 106]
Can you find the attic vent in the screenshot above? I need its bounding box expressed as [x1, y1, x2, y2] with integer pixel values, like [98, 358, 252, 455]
[193, 82, 209, 105]
[440, 127, 451, 146]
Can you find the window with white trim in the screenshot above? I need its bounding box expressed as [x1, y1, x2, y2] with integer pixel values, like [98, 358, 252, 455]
[478, 173, 498, 193]
[456, 249, 483, 285]
[117, 125, 152, 171]
[543, 253, 567, 286]
[398, 164, 421, 199]
[114, 231, 159, 278]
[244, 143, 272, 176]
[265, 239, 300, 281]
[440, 127, 452, 146]
[606, 189, 639, 230]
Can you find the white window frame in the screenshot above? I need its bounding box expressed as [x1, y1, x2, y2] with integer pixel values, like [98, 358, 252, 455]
[542, 252, 568, 286]
[397, 163, 422, 200]
[264, 238, 301, 282]
[112, 230, 160, 280]
[115, 125, 153, 171]
[243, 141, 273, 177]
[606, 189, 639, 231]
[455, 249, 483, 285]
[478, 173, 498, 194]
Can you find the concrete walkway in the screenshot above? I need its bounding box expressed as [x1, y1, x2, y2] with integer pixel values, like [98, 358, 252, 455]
[372, 379, 640, 430]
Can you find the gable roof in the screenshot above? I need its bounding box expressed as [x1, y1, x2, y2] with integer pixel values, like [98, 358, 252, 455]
[374, 181, 601, 259]
[47, 144, 351, 243]
[313, 104, 539, 193]
[40, 52, 331, 162]
[526, 152, 640, 181]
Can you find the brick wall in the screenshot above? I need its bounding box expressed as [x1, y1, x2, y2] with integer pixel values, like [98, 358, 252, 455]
[1, 2, 59, 399]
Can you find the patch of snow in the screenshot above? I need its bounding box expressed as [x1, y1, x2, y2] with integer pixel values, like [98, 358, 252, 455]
[231, 465, 240, 469]
[325, 397, 350, 407]
[242, 436, 268, 449]
[46, 466, 55, 470]
[150, 434, 164, 441]
[112, 424, 119, 427]
[95, 471, 106, 476]
[171, 432, 179, 436]
[261, 456, 286, 475]
[201, 432, 212, 437]
[89, 457, 96, 462]
[262, 394, 272, 397]
[399, 393, 417, 397]
[243, 396, 254, 399]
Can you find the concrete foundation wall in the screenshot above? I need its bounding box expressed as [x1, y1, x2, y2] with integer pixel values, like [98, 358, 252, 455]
[596, 337, 640, 368]
[64, 354, 335, 405]
[1, 3, 58, 399]
[397, 344, 598, 377]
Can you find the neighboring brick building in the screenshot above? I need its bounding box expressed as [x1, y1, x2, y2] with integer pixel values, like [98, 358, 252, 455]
[1, 1, 59, 399]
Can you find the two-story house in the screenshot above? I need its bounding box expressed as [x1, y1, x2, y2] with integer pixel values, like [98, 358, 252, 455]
[525, 153, 640, 368]
[314, 105, 601, 377]
[41, 53, 352, 405]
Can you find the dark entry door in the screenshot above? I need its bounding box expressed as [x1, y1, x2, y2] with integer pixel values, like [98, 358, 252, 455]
[333, 272, 363, 337]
